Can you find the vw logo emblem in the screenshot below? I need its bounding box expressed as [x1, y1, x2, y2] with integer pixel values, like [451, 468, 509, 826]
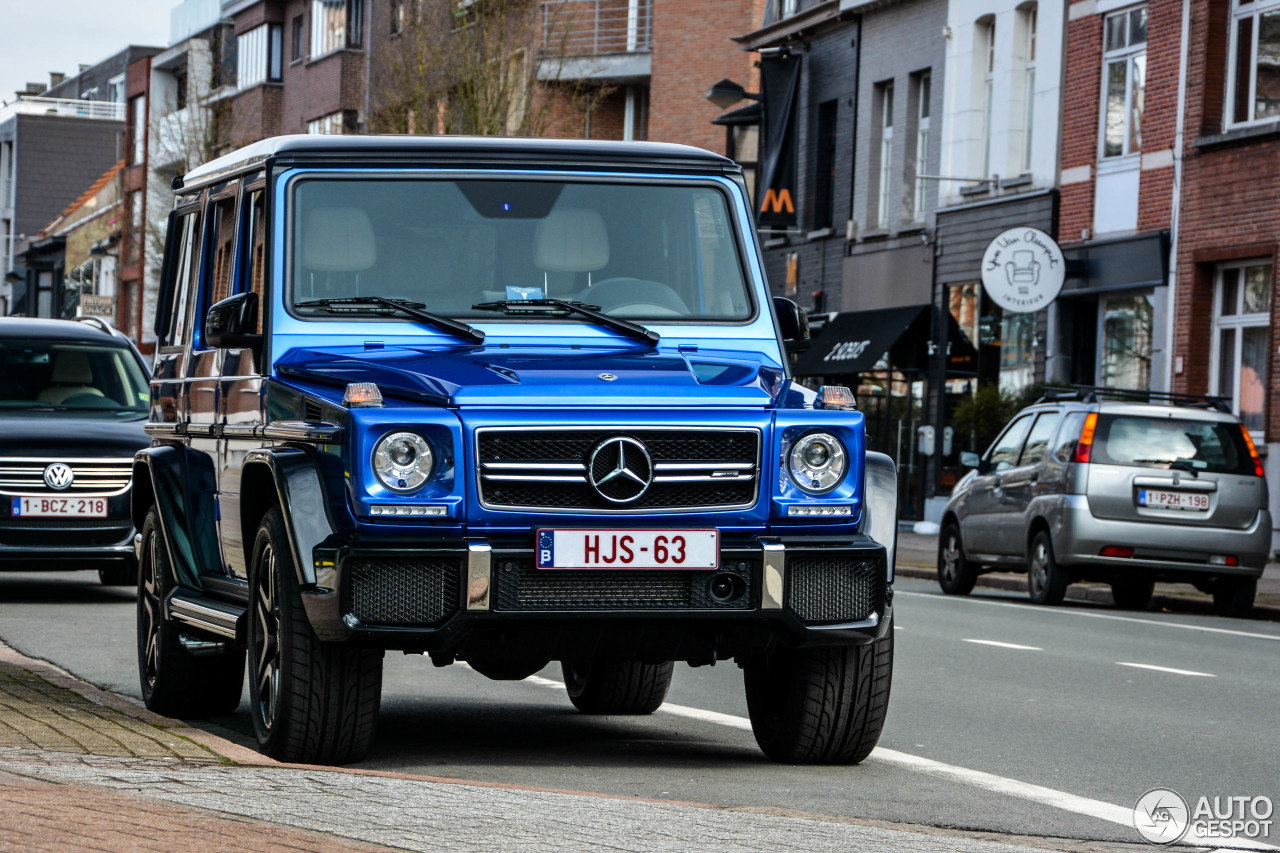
[44, 463, 75, 491]
[588, 437, 654, 504]
[598, 373, 618, 381]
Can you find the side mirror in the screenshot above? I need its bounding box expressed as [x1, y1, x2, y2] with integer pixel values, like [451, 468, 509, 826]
[774, 296, 810, 354]
[960, 451, 980, 469]
[206, 291, 262, 349]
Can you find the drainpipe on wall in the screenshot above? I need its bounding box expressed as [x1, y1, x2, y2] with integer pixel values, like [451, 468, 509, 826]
[1163, 0, 1191, 394]
[845, 15, 863, 242]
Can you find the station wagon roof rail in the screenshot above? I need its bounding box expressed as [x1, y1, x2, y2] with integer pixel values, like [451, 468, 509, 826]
[177, 135, 741, 194]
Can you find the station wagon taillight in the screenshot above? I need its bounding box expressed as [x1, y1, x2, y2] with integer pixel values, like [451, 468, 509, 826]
[1240, 427, 1265, 477]
[1074, 412, 1098, 464]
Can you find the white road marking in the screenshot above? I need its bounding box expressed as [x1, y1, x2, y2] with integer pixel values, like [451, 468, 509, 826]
[896, 589, 1280, 643]
[516, 671, 1273, 849]
[961, 639, 1043, 651]
[1116, 662, 1215, 677]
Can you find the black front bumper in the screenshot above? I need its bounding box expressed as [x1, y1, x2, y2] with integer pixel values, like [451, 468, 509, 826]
[301, 535, 893, 658]
[0, 496, 136, 566]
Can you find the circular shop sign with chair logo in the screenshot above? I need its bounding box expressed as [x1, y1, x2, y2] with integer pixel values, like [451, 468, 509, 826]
[980, 227, 1066, 314]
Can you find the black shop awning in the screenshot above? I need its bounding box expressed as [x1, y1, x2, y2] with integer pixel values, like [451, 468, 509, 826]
[793, 305, 979, 377]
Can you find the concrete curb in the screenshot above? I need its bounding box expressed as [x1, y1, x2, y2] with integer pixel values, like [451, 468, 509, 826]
[893, 564, 1280, 621]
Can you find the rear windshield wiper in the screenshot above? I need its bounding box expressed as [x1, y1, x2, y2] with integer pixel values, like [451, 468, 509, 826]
[297, 296, 484, 344]
[470, 298, 659, 346]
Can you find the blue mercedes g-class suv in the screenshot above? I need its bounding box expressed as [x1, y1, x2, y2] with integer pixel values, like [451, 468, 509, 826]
[135, 135, 897, 765]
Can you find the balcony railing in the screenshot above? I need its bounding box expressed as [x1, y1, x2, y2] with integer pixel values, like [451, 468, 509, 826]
[0, 96, 126, 125]
[541, 0, 652, 57]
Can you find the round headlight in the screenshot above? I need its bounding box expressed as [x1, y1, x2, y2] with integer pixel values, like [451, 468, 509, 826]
[372, 431, 434, 493]
[789, 432, 847, 493]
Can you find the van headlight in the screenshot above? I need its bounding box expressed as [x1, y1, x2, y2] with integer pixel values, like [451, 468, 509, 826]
[372, 431, 434, 492]
[789, 432, 846, 493]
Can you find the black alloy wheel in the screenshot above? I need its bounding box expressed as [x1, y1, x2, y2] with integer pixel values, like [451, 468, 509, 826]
[136, 506, 243, 717]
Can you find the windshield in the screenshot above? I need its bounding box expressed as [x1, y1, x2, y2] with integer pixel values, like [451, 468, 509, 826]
[0, 340, 149, 417]
[1091, 414, 1256, 475]
[289, 178, 753, 322]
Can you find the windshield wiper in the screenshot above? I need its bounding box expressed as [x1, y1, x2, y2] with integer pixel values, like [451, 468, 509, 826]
[297, 296, 484, 344]
[470, 299, 659, 346]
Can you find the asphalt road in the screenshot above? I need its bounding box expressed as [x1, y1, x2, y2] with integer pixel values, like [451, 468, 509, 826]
[2, 568, 1277, 848]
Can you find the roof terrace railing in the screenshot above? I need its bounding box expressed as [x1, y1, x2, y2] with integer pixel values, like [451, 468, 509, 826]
[541, 0, 653, 57]
[0, 96, 126, 125]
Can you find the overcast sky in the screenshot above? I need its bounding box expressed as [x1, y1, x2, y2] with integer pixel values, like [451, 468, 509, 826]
[1, 1, 176, 105]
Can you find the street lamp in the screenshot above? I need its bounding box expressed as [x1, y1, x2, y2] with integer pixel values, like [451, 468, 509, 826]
[704, 78, 760, 110]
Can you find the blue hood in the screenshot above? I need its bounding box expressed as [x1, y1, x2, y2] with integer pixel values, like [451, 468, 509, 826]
[274, 344, 786, 408]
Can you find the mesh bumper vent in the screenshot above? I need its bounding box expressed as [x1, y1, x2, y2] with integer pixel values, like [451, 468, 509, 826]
[345, 557, 460, 626]
[493, 557, 754, 612]
[785, 553, 883, 623]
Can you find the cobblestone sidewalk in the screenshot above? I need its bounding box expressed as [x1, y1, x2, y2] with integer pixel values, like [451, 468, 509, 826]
[0, 642, 1148, 853]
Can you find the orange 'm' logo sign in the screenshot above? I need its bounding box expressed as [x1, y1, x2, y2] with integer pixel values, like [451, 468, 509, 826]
[760, 188, 794, 214]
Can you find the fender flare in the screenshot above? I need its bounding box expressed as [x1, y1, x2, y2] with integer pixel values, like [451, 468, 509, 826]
[241, 447, 340, 589]
[131, 446, 218, 591]
[858, 451, 898, 582]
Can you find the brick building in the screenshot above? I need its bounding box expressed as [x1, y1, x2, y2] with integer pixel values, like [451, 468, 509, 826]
[1172, 0, 1280, 546]
[1056, 0, 1174, 394]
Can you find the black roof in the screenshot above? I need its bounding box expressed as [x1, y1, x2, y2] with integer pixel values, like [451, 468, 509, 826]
[0, 316, 131, 344]
[181, 135, 739, 192]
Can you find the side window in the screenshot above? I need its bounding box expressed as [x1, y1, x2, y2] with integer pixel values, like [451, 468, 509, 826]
[238, 188, 267, 334]
[1054, 412, 1087, 463]
[162, 210, 202, 348]
[988, 414, 1034, 471]
[208, 195, 238, 306]
[1018, 411, 1062, 467]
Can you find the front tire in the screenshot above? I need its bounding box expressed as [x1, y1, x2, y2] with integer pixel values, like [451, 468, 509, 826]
[1110, 579, 1154, 610]
[248, 506, 383, 764]
[937, 524, 977, 596]
[1027, 530, 1068, 605]
[561, 660, 674, 714]
[743, 622, 893, 764]
[136, 507, 243, 717]
[1213, 578, 1257, 618]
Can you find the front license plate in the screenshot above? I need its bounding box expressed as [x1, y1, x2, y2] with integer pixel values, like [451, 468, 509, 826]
[1138, 489, 1209, 511]
[11, 496, 108, 518]
[537, 529, 719, 569]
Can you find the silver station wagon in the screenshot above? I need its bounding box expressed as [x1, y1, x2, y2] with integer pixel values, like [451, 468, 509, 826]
[937, 388, 1270, 617]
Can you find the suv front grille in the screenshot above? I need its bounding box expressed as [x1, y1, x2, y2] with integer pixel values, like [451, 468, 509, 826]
[0, 458, 133, 495]
[476, 428, 760, 512]
[785, 553, 883, 623]
[344, 556, 460, 626]
[492, 556, 755, 611]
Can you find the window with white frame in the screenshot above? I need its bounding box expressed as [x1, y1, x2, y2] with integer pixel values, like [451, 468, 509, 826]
[877, 81, 894, 227]
[1213, 261, 1272, 432]
[1101, 5, 1146, 158]
[913, 72, 930, 221]
[781, 0, 799, 17]
[238, 23, 283, 88]
[308, 111, 346, 135]
[1228, 0, 1280, 125]
[1020, 4, 1037, 173]
[982, 18, 996, 178]
[107, 74, 125, 104]
[312, 0, 363, 57]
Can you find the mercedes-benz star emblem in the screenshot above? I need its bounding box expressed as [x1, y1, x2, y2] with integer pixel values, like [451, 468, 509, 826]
[43, 463, 74, 491]
[588, 437, 654, 504]
[598, 373, 618, 381]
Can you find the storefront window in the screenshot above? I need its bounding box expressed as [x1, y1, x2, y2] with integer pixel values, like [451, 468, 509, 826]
[999, 311, 1036, 394]
[1214, 262, 1271, 432]
[1099, 292, 1153, 389]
